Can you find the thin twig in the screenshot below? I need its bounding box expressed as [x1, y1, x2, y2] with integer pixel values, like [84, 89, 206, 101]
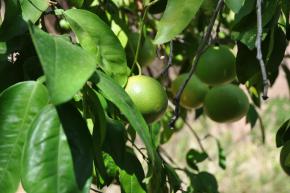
[159, 40, 174, 77]
[257, 112, 266, 144]
[159, 146, 177, 165]
[127, 136, 149, 162]
[255, 0, 270, 100]
[170, 0, 224, 127]
[90, 186, 103, 193]
[184, 121, 212, 161]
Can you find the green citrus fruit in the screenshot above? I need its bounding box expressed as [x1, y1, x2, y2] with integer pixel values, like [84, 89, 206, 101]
[280, 141, 290, 175]
[196, 45, 236, 85]
[59, 19, 70, 31]
[125, 75, 168, 123]
[204, 84, 249, 123]
[171, 73, 209, 109]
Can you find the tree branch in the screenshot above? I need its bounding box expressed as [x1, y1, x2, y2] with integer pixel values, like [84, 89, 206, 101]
[255, 0, 270, 100]
[170, 0, 224, 127]
[184, 121, 212, 160]
[159, 40, 174, 77]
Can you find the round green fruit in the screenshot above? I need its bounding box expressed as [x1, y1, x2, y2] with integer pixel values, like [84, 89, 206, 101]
[196, 45, 236, 86]
[280, 141, 290, 175]
[125, 75, 168, 123]
[204, 84, 249, 123]
[171, 73, 209, 109]
[59, 19, 70, 31]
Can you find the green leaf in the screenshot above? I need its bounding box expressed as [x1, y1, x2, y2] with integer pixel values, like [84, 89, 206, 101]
[93, 71, 155, 163]
[188, 171, 219, 193]
[120, 148, 145, 186]
[103, 118, 126, 165]
[154, 0, 204, 44]
[83, 86, 107, 147]
[93, 71, 163, 192]
[246, 104, 259, 128]
[64, 9, 128, 86]
[225, 0, 244, 13]
[0, 81, 49, 193]
[216, 140, 226, 170]
[28, 23, 96, 105]
[186, 149, 208, 164]
[119, 170, 146, 193]
[164, 163, 181, 192]
[57, 103, 94, 190]
[67, 0, 84, 8]
[21, 105, 89, 193]
[276, 119, 290, 148]
[19, 0, 49, 22]
[0, 0, 27, 41]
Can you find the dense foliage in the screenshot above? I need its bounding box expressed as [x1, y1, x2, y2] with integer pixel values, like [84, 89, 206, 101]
[0, 0, 289, 193]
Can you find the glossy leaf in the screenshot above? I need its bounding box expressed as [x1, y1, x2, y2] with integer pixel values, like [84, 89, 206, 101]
[83, 86, 106, 147]
[189, 171, 219, 193]
[64, 9, 128, 86]
[103, 118, 126, 165]
[0, 0, 27, 41]
[21, 105, 89, 193]
[246, 104, 259, 128]
[93, 71, 155, 162]
[225, 0, 244, 13]
[164, 163, 181, 192]
[119, 170, 146, 193]
[0, 81, 49, 193]
[93, 71, 163, 191]
[154, 0, 204, 44]
[19, 0, 49, 22]
[57, 103, 94, 189]
[29, 23, 96, 105]
[276, 119, 290, 148]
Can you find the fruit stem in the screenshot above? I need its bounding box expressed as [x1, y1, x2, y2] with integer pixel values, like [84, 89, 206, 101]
[255, 0, 270, 100]
[130, 6, 149, 75]
[170, 0, 224, 127]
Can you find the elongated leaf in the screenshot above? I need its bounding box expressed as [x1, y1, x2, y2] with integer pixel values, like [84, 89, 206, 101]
[154, 0, 204, 44]
[0, 0, 26, 41]
[164, 163, 181, 192]
[57, 103, 94, 189]
[93, 71, 155, 162]
[19, 0, 49, 22]
[21, 105, 88, 193]
[225, 0, 245, 13]
[64, 9, 128, 86]
[28, 23, 96, 105]
[0, 81, 49, 193]
[93, 71, 163, 192]
[276, 119, 290, 148]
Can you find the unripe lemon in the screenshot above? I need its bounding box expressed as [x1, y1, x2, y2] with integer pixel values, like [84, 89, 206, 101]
[171, 74, 209, 109]
[196, 45, 236, 85]
[125, 75, 168, 123]
[204, 84, 249, 123]
[280, 141, 290, 175]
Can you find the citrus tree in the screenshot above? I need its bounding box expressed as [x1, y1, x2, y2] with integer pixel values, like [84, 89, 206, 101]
[0, 0, 289, 193]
